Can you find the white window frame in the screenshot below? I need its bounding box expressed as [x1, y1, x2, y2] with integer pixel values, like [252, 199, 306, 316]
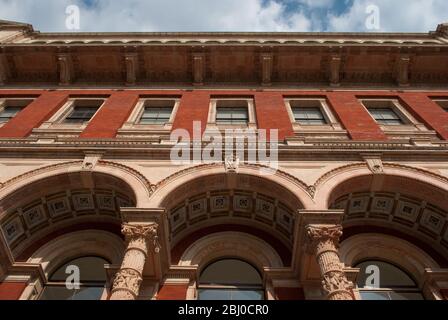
[38, 98, 106, 131]
[0, 98, 35, 128]
[120, 98, 180, 132]
[361, 99, 428, 132]
[285, 98, 343, 131]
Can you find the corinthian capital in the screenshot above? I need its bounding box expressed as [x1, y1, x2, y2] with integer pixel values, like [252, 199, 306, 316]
[122, 223, 161, 253]
[306, 224, 343, 253]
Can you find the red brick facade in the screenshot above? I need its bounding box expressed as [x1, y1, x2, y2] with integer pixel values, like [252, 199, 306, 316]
[274, 287, 306, 300]
[0, 89, 447, 141]
[0, 282, 27, 300]
[157, 284, 189, 300]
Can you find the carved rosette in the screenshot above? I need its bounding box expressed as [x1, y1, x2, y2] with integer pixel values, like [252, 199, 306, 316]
[306, 225, 354, 300]
[109, 223, 161, 300]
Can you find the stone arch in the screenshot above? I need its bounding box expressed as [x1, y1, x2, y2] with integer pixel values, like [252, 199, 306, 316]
[27, 230, 125, 278]
[179, 232, 284, 272]
[148, 163, 314, 209]
[0, 160, 153, 208]
[0, 166, 138, 260]
[340, 233, 439, 288]
[313, 163, 448, 210]
[325, 165, 448, 265]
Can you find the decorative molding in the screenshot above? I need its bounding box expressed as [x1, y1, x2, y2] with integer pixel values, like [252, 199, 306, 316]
[122, 223, 161, 253]
[224, 155, 240, 173]
[396, 55, 411, 86]
[329, 54, 342, 86]
[192, 52, 205, 85]
[363, 154, 384, 174]
[82, 152, 103, 171]
[313, 163, 366, 189]
[124, 52, 139, 86]
[260, 52, 273, 86]
[57, 53, 74, 85]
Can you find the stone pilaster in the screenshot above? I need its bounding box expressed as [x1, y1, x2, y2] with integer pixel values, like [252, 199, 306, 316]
[192, 52, 205, 86]
[57, 53, 74, 86]
[306, 224, 354, 300]
[0, 53, 10, 86]
[110, 223, 160, 300]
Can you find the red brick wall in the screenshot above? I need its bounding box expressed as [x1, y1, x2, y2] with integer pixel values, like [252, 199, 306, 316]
[171, 91, 210, 138]
[157, 284, 189, 300]
[0, 281, 27, 300]
[399, 93, 448, 140]
[254, 92, 294, 141]
[274, 287, 305, 300]
[80, 92, 139, 138]
[0, 91, 68, 138]
[0, 89, 447, 141]
[326, 92, 387, 141]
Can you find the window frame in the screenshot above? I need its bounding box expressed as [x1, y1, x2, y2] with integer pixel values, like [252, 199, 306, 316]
[197, 258, 265, 301]
[118, 98, 180, 136]
[38, 255, 110, 301]
[361, 99, 426, 131]
[0, 98, 34, 127]
[285, 98, 344, 132]
[37, 98, 106, 133]
[355, 259, 424, 301]
[207, 98, 257, 130]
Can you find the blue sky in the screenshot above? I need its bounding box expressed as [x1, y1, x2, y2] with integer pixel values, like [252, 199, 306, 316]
[0, 0, 447, 32]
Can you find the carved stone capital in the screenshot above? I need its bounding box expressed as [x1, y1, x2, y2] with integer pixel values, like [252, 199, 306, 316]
[306, 224, 342, 254]
[110, 268, 143, 300]
[122, 223, 161, 253]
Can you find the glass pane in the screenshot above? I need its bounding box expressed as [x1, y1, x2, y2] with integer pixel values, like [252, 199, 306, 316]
[40, 286, 104, 301]
[0, 107, 22, 118]
[198, 289, 263, 301]
[216, 108, 248, 124]
[200, 259, 262, 286]
[140, 107, 173, 124]
[293, 107, 326, 125]
[360, 291, 424, 301]
[356, 261, 417, 289]
[65, 107, 98, 123]
[50, 257, 108, 282]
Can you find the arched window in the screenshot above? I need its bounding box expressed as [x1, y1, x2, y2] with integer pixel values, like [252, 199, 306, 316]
[356, 260, 424, 300]
[198, 259, 264, 300]
[39, 256, 109, 300]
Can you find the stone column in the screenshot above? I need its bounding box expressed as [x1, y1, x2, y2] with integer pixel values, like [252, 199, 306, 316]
[110, 223, 160, 300]
[306, 224, 354, 300]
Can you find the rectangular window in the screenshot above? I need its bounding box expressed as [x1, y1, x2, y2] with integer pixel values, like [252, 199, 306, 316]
[367, 108, 404, 126]
[0, 99, 33, 123]
[140, 107, 173, 124]
[0, 106, 22, 123]
[292, 107, 327, 125]
[64, 107, 99, 124]
[216, 107, 249, 125]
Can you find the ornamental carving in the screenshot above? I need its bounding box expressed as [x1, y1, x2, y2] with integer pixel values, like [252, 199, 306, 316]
[112, 268, 142, 297]
[322, 271, 354, 296]
[122, 223, 161, 253]
[225, 155, 240, 173]
[306, 225, 343, 245]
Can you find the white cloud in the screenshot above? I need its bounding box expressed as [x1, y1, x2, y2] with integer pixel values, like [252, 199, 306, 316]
[0, 0, 446, 32]
[327, 0, 448, 32]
